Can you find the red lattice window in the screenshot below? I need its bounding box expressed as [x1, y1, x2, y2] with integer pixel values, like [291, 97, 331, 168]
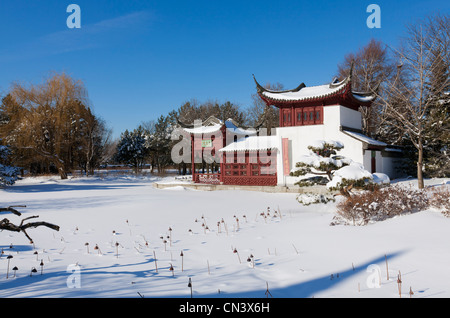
[222, 151, 277, 178]
[290, 106, 323, 126]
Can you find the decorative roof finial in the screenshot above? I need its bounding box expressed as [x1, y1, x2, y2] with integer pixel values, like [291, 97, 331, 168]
[252, 74, 266, 94]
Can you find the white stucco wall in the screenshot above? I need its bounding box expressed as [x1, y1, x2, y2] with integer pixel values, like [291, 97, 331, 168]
[376, 151, 383, 173]
[339, 106, 362, 130]
[275, 105, 366, 186]
[363, 150, 372, 173]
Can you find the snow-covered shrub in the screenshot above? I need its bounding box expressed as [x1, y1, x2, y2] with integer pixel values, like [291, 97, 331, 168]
[0, 145, 19, 186]
[429, 185, 450, 216]
[291, 140, 351, 184]
[291, 140, 389, 191]
[297, 193, 335, 206]
[333, 185, 429, 225]
[295, 176, 329, 187]
[326, 162, 374, 190]
[0, 164, 19, 186]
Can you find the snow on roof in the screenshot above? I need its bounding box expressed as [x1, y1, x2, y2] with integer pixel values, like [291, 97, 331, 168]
[342, 130, 387, 147]
[224, 120, 258, 136]
[183, 123, 223, 135]
[254, 63, 377, 105]
[218, 135, 279, 152]
[352, 93, 376, 103]
[261, 83, 346, 102]
[182, 119, 258, 136]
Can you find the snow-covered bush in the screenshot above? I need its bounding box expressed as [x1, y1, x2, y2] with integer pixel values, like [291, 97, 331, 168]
[429, 185, 450, 216]
[0, 145, 19, 186]
[295, 176, 329, 187]
[326, 162, 374, 190]
[0, 164, 19, 186]
[291, 140, 389, 191]
[291, 140, 351, 184]
[332, 185, 429, 225]
[297, 193, 335, 206]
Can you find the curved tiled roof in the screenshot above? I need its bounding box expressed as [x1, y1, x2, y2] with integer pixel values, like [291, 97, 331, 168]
[253, 63, 378, 106]
[218, 135, 279, 152]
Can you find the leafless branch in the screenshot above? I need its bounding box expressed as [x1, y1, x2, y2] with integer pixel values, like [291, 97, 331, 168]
[0, 207, 59, 243]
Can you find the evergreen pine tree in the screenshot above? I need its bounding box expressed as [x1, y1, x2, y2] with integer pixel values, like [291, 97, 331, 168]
[114, 126, 149, 173]
[0, 142, 20, 186]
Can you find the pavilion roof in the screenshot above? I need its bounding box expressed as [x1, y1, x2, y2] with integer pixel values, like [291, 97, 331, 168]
[253, 63, 379, 107]
[179, 116, 258, 136]
[218, 135, 279, 152]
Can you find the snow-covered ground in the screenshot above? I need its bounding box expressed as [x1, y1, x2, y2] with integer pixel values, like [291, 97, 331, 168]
[0, 174, 449, 298]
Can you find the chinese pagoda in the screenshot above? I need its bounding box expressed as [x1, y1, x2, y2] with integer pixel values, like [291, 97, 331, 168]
[179, 65, 402, 187]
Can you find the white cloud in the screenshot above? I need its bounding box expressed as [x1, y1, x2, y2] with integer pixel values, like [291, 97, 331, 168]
[0, 11, 153, 61]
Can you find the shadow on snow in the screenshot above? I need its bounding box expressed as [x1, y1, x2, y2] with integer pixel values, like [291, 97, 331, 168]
[0, 252, 404, 298]
[3, 180, 146, 194]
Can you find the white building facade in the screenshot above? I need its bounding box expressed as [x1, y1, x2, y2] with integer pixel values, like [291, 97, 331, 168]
[253, 70, 404, 186]
[180, 69, 403, 187]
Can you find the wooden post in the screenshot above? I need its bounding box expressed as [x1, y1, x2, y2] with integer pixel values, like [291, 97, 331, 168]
[153, 251, 158, 273]
[385, 254, 389, 280]
[191, 135, 195, 183]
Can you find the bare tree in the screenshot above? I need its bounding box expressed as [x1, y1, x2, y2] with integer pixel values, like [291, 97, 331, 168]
[337, 39, 394, 137]
[376, 14, 450, 188]
[0, 72, 103, 179]
[247, 82, 283, 134]
[78, 107, 112, 176]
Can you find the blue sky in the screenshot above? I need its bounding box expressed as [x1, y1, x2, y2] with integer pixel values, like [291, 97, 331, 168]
[0, 0, 448, 138]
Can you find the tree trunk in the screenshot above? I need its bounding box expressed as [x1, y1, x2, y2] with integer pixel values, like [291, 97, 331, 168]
[417, 140, 424, 189]
[85, 162, 90, 176]
[58, 166, 68, 180]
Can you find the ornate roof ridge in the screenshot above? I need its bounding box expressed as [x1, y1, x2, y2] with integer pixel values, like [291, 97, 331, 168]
[177, 115, 223, 129]
[253, 61, 378, 105]
[253, 74, 306, 94]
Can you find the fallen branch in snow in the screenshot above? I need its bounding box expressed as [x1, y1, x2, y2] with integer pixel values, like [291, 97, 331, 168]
[0, 214, 60, 243]
[0, 205, 26, 216]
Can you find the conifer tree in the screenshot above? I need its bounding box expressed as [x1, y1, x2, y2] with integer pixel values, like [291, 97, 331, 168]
[114, 126, 149, 173]
[0, 142, 19, 186]
[290, 140, 350, 186]
[290, 140, 376, 190]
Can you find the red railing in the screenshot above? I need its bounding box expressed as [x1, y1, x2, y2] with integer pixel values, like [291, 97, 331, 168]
[194, 173, 221, 185]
